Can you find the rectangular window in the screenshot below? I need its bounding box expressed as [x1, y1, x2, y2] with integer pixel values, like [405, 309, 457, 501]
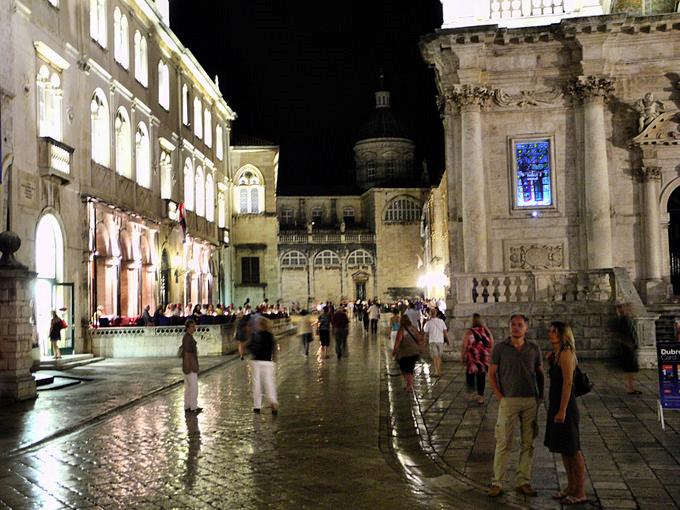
[511, 137, 554, 209]
[241, 257, 260, 284]
[281, 208, 293, 224]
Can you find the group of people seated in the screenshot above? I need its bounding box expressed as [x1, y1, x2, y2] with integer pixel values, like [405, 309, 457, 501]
[92, 300, 289, 328]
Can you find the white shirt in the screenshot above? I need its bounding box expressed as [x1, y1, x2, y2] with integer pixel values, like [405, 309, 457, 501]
[368, 304, 380, 320]
[424, 317, 447, 344]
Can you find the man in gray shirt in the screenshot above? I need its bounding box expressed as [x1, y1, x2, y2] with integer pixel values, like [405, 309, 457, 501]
[488, 314, 544, 498]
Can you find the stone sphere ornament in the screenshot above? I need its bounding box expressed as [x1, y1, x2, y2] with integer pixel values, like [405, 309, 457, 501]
[0, 230, 26, 268]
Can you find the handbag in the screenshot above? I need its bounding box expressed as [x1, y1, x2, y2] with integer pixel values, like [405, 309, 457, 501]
[406, 327, 429, 358]
[573, 365, 593, 397]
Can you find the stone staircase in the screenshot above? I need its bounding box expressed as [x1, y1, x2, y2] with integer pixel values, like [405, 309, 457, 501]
[39, 354, 105, 371]
[648, 305, 680, 343]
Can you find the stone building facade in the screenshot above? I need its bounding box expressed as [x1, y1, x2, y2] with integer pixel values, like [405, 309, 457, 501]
[1, 0, 237, 356]
[422, 0, 680, 363]
[277, 87, 430, 307]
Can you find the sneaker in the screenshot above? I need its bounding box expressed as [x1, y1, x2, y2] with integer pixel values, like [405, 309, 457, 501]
[190, 407, 203, 414]
[488, 485, 502, 497]
[476, 395, 485, 405]
[515, 484, 537, 497]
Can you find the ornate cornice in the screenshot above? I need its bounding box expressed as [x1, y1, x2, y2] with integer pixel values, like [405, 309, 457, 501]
[566, 76, 615, 103]
[635, 166, 662, 182]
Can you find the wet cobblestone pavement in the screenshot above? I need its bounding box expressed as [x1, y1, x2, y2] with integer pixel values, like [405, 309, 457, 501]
[401, 344, 680, 510]
[2, 322, 677, 509]
[0, 324, 492, 509]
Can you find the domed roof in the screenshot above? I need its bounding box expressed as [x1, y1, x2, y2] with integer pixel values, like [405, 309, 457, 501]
[357, 90, 411, 141]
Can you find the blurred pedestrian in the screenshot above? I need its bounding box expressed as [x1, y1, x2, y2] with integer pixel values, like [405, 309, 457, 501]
[461, 313, 494, 404]
[389, 308, 401, 350]
[405, 302, 421, 332]
[299, 309, 314, 357]
[368, 300, 380, 334]
[235, 314, 252, 360]
[615, 303, 642, 395]
[249, 318, 278, 415]
[392, 315, 423, 392]
[332, 306, 349, 359]
[48, 310, 65, 359]
[182, 320, 202, 414]
[424, 307, 449, 378]
[544, 321, 587, 505]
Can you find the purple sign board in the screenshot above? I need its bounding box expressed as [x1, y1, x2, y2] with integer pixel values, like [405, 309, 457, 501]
[658, 342, 680, 409]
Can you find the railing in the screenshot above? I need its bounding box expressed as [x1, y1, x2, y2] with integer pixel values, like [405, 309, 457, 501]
[452, 269, 615, 304]
[440, 0, 603, 29]
[38, 137, 74, 181]
[278, 230, 376, 244]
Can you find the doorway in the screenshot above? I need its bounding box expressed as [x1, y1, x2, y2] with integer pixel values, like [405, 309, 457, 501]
[35, 214, 73, 355]
[355, 282, 366, 301]
[668, 187, 680, 295]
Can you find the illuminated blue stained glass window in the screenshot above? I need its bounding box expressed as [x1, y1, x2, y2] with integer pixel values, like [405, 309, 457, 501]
[514, 140, 552, 208]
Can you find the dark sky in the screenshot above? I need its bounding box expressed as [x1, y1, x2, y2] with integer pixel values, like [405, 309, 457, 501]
[169, 1, 444, 193]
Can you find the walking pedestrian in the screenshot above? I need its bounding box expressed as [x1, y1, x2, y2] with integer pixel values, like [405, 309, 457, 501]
[368, 300, 380, 334]
[461, 313, 494, 404]
[544, 321, 588, 505]
[405, 302, 421, 332]
[362, 302, 370, 334]
[331, 306, 349, 359]
[488, 313, 544, 498]
[392, 315, 423, 392]
[182, 320, 202, 414]
[249, 318, 278, 415]
[316, 306, 331, 358]
[389, 308, 400, 350]
[424, 307, 449, 377]
[235, 314, 252, 360]
[299, 309, 314, 357]
[48, 310, 65, 359]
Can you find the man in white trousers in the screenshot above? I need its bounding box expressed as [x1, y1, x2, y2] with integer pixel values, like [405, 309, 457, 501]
[249, 317, 279, 415]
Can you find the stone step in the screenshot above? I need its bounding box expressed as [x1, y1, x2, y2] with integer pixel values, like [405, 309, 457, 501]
[36, 376, 87, 391]
[34, 373, 54, 387]
[39, 355, 105, 371]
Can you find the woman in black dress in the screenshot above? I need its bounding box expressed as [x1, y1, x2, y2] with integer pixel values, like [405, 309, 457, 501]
[544, 321, 587, 505]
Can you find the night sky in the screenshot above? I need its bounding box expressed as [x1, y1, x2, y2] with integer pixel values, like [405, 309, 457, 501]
[170, 1, 444, 193]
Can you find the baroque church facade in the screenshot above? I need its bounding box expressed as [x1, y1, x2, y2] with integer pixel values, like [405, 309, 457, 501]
[421, 0, 680, 365]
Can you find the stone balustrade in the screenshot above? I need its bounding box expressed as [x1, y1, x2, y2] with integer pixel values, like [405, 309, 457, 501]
[90, 317, 295, 358]
[452, 269, 614, 305]
[278, 229, 375, 244]
[38, 136, 73, 182]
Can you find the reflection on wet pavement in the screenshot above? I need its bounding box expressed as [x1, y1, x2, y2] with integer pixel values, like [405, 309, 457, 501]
[0, 324, 448, 509]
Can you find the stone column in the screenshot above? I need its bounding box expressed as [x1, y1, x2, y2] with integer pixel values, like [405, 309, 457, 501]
[444, 85, 492, 274]
[0, 232, 37, 404]
[568, 76, 615, 269]
[637, 166, 665, 301]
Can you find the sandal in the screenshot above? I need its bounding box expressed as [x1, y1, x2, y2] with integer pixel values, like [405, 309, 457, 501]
[551, 491, 569, 500]
[562, 496, 589, 505]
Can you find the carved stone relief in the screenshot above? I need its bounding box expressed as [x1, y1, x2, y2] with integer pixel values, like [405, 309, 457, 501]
[506, 243, 564, 271]
[493, 88, 563, 108]
[565, 76, 615, 102]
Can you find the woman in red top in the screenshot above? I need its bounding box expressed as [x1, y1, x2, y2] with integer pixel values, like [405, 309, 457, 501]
[461, 313, 494, 404]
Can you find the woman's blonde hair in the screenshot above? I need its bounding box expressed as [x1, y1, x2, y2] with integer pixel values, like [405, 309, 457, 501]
[550, 321, 576, 352]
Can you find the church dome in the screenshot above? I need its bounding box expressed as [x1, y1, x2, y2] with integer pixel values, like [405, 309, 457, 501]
[357, 89, 411, 141]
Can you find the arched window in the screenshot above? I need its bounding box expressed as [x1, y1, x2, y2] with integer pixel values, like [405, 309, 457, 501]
[215, 125, 224, 160]
[134, 31, 148, 86]
[205, 173, 215, 222]
[195, 165, 205, 217]
[182, 84, 189, 125]
[281, 251, 307, 268]
[89, 0, 107, 47]
[385, 159, 395, 179]
[35, 214, 65, 356]
[114, 107, 132, 178]
[160, 149, 172, 199]
[113, 8, 129, 69]
[193, 97, 202, 138]
[36, 65, 62, 141]
[234, 167, 264, 214]
[347, 249, 373, 267]
[204, 108, 212, 147]
[135, 122, 150, 188]
[384, 196, 421, 223]
[217, 191, 226, 228]
[183, 158, 194, 211]
[90, 89, 109, 166]
[314, 250, 341, 268]
[158, 60, 170, 110]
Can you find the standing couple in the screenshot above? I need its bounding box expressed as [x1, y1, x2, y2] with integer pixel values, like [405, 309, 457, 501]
[488, 314, 587, 505]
